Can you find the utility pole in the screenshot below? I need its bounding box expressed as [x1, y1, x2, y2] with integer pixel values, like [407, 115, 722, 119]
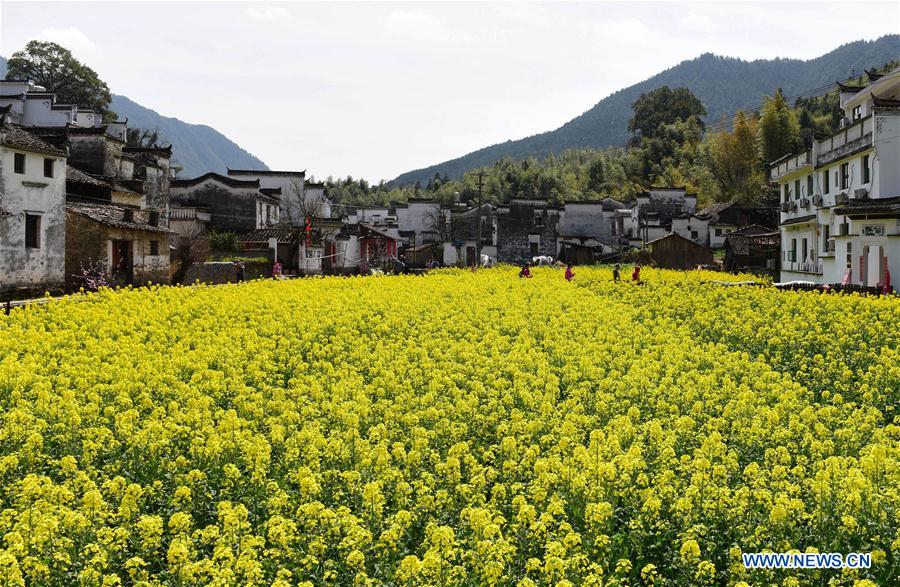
[475, 172, 485, 265]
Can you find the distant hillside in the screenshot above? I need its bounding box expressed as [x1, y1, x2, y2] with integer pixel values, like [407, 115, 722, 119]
[2, 55, 267, 177]
[110, 95, 268, 177]
[392, 35, 900, 186]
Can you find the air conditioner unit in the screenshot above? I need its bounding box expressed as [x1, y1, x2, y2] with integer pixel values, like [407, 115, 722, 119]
[790, 202, 799, 212]
[835, 193, 849, 205]
[812, 195, 823, 207]
[800, 198, 810, 209]
[826, 238, 835, 253]
[853, 188, 868, 199]
[781, 202, 791, 213]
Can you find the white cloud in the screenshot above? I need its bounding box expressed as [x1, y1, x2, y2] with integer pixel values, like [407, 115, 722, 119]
[680, 13, 713, 33]
[36, 27, 101, 61]
[245, 5, 292, 23]
[595, 18, 651, 45]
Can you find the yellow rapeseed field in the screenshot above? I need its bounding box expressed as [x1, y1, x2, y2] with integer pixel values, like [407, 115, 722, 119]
[0, 267, 896, 586]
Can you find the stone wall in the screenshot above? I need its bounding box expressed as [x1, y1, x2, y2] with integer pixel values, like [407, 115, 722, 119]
[497, 203, 560, 264]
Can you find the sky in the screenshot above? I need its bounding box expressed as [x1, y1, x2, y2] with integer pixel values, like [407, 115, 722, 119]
[2, 1, 898, 181]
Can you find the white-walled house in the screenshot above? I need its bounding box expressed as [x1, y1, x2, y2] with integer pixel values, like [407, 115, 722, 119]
[771, 67, 900, 286]
[630, 187, 697, 247]
[0, 119, 68, 295]
[394, 198, 446, 246]
[227, 170, 332, 224]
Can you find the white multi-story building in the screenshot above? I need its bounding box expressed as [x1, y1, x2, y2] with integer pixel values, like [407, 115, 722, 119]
[0, 118, 68, 295]
[770, 68, 900, 286]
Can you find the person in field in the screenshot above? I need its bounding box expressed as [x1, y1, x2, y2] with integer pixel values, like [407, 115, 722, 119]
[519, 263, 532, 278]
[565, 264, 575, 282]
[272, 260, 283, 279]
[612, 263, 621, 283]
[632, 263, 641, 283]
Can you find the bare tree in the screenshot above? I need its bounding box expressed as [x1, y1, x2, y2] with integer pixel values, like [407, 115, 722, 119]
[282, 178, 325, 226]
[424, 206, 451, 243]
[172, 226, 210, 284]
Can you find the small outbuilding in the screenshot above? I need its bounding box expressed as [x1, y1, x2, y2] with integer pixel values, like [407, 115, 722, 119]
[648, 232, 715, 269]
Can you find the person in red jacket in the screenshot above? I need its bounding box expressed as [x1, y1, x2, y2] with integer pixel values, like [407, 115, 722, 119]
[519, 263, 532, 278]
[631, 263, 641, 283]
[565, 264, 575, 282]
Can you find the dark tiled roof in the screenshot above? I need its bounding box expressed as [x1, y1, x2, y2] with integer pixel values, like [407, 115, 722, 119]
[66, 166, 108, 187]
[171, 172, 260, 189]
[67, 202, 171, 233]
[228, 169, 305, 177]
[872, 94, 900, 108]
[728, 224, 777, 236]
[0, 123, 67, 156]
[240, 228, 300, 244]
[833, 196, 900, 216]
[696, 201, 734, 217]
[123, 145, 172, 157]
[836, 81, 865, 93]
[259, 187, 282, 196]
[779, 214, 817, 226]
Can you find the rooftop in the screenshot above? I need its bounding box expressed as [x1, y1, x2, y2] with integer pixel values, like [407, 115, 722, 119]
[228, 169, 306, 177]
[171, 172, 260, 189]
[0, 121, 67, 157]
[67, 202, 170, 233]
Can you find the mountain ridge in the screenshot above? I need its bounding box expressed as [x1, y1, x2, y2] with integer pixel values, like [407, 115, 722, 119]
[391, 35, 900, 186]
[1, 55, 268, 177]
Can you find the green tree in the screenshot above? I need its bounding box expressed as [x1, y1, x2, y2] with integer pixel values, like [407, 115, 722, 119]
[758, 89, 801, 165]
[7, 40, 114, 119]
[705, 111, 767, 204]
[628, 86, 706, 139]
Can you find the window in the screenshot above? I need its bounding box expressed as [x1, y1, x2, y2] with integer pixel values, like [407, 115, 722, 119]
[789, 238, 797, 262]
[794, 179, 801, 199]
[852, 105, 862, 120]
[801, 238, 808, 262]
[14, 153, 25, 174]
[862, 155, 870, 184]
[150, 240, 159, 256]
[839, 165, 848, 190]
[823, 169, 829, 193]
[25, 213, 41, 248]
[529, 241, 539, 255]
[783, 184, 790, 202]
[534, 213, 544, 227]
[846, 241, 852, 265]
[691, 230, 699, 240]
[43, 158, 54, 178]
[807, 174, 813, 196]
[823, 224, 830, 249]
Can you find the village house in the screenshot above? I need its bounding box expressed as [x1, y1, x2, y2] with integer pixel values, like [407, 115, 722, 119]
[394, 198, 446, 248]
[64, 162, 170, 288]
[770, 67, 900, 286]
[170, 173, 278, 234]
[556, 198, 628, 264]
[497, 199, 559, 264]
[648, 232, 715, 269]
[673, 202, 778, 248]
[723, 225, 781, 275]
[0, 117, 67, 296]
[227, 169, 330, 224]
[630, 187, 698, 247]
[443, 202, 496, 266]
[0, 81, 175, 289]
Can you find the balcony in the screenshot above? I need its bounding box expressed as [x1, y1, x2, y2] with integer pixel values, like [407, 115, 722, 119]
[770, 150, 812, 181]
[170, 207, 211, 222]
[816, 115, 873, 167]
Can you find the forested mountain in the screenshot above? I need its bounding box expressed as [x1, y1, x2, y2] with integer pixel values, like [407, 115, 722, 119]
[392, 35, 899, 186]
[1, 55, 268, 177]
